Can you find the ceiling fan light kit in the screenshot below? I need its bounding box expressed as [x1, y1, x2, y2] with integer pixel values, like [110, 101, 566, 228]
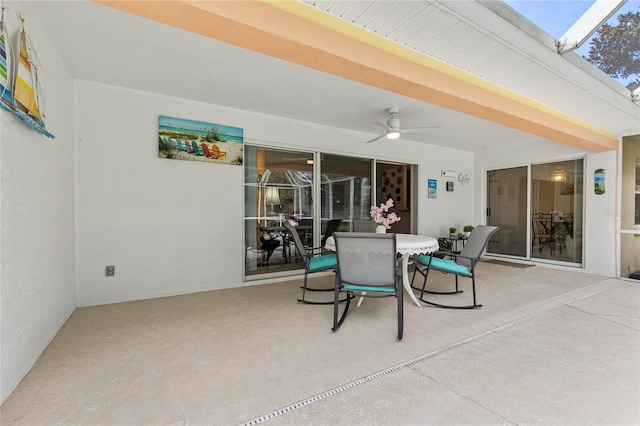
[365, 106, 438, 144]
[387, 130, 400, 139]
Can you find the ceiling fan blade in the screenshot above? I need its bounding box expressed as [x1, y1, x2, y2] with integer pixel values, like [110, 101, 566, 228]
[372, 121, 391, 130]
[365, 134, 386, 144]
[400, 126, 440, 133]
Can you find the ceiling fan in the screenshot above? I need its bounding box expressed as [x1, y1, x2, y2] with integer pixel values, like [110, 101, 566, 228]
[365, 106, 439, 144]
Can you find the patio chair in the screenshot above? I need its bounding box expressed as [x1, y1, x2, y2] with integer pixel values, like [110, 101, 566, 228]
[284, 222, 340, 305]
[412, 225, 498, 309]
[332, 232, 403, 339]
[353, 219, 376, 232]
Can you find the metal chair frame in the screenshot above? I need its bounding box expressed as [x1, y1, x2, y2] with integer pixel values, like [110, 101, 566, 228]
[332, 232, 403, 340]
[412, 225, 499, 309]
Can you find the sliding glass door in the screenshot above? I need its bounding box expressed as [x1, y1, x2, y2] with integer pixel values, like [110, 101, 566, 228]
[244, 147, 415, 278]
[487, 159, 583, 265]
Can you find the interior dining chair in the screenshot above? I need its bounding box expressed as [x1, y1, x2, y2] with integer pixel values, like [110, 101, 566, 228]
[284, 222, 341, 305]
[259, 230, 281, 267]
[532, 212, 554, 254]
[332, 232, 403, 340]
[321, 219, 343, 251]
[411, 225, 498, 309]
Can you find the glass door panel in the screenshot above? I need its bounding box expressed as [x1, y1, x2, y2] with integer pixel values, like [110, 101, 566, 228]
[320, 154, 372, 234]
[620, 137, 640, 278]
[486, 167, 528, 256]
[376, 162, 414, 234]
[531, 160, 583, 264]
[244, 146, 313, 277]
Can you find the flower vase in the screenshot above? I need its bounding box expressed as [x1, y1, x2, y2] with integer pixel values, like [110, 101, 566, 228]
[376, 225, 387, 234]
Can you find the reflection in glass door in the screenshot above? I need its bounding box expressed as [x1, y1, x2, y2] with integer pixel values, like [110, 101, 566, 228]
[244, 146, 314, 278]
[486, 167, 528, 257]
[244, 149, 375, 278]
[320, 154, 372, 233]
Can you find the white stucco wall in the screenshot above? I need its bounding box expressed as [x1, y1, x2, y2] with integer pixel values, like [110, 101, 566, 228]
[74, 81, 475, 307]
[474, 139, 618, 276]
[0, 4, 76, 403]
[584, 150, 617, 276]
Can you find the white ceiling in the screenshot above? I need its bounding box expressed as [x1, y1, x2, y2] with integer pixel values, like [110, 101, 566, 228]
[30, 0, 639, 152]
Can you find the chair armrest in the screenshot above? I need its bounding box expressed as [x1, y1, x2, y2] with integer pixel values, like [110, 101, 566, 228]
[305, 246, 325, 255]
[427, 249, 458, 259]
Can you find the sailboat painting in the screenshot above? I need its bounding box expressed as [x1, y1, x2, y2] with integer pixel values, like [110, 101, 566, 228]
[0, 6, 15, 112]
[0, 9, 54, 139]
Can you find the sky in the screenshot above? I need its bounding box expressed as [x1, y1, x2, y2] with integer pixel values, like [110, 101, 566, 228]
[503, 0, 640, 86]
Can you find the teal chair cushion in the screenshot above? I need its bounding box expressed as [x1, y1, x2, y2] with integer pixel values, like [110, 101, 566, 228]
[308, 253, 337, 271]
[417, 255, 469, 276]
[343, 284, 395, 293]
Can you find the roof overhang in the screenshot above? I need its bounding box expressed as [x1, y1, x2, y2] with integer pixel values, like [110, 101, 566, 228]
[93, 0, 619, 153]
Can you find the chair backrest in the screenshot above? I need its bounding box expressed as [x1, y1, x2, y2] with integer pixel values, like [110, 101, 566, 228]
[321, 219, 343, 247]
[532, 213, 552, 235]
[353, 220, 376, 232]
[457, 225, 499, 268]
[333, 232, 397, 288]
[283, 222, 309, 265]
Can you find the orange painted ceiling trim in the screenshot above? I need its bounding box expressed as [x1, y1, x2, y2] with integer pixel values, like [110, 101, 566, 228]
[92, 0, 618, 152]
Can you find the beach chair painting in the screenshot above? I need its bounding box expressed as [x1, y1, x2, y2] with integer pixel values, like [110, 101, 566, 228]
[190, 140, 203, 156]
[158, 115, 242, 165]
[201, 142, 220, 159]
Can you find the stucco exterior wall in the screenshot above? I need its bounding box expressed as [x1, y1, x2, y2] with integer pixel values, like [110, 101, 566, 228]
[74, 80, 475, 307]
[0, 4, 76, 403]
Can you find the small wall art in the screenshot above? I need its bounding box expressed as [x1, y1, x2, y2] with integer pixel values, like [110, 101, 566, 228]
[428, 179, 437, 199]
[158, 115, 243, 165]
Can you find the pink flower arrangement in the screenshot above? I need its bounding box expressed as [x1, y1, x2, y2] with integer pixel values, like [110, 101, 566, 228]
[370, 199, 401, 229]
[549, 209, 563, 221]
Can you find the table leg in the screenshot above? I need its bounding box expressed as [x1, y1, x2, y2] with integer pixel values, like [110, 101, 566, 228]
[402, 253, 422, 307]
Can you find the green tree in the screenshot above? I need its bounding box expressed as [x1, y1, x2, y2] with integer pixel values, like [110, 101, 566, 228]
[586, 10, 640, 91]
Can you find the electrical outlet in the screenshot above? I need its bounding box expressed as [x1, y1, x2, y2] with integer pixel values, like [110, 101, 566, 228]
[105, 265, 115, 277]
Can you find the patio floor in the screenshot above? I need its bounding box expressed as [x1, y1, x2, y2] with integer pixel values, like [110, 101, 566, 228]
[1, 261, 638, 425]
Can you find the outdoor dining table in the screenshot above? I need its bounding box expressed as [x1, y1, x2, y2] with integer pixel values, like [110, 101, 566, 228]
[325, 233, 439, 307]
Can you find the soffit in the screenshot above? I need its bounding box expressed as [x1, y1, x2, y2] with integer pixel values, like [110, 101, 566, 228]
[300, 0, 638, 138]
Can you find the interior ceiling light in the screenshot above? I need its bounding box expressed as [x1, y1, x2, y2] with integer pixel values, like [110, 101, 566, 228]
[551, 167, 567, 183]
